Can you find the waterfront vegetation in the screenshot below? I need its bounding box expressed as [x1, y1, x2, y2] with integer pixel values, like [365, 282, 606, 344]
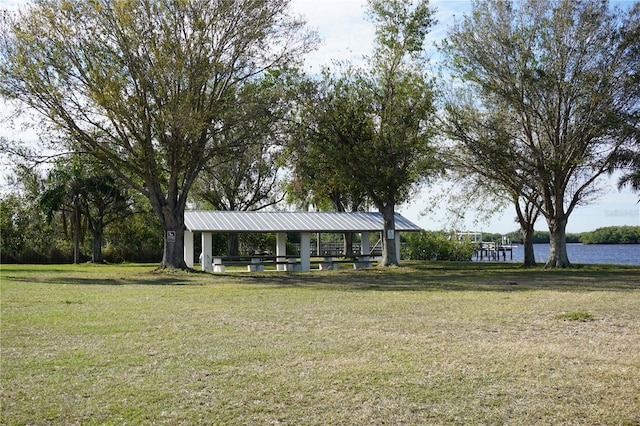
[579, 225, 640, 244]
[2, 262, 639, 425]
[484, 225, 640, 245]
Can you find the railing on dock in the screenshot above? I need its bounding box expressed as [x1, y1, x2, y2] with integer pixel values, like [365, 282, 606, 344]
[476, 241, 514, 261]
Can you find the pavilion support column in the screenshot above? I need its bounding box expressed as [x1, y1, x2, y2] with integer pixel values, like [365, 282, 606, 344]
[276, 233, 287, 271]
[202, 232, 213, 272]
[395, 233, 401, 264]
[361, 232, 370, 260]
[184, 230, 194, 268]
[300, 232, 311, 272]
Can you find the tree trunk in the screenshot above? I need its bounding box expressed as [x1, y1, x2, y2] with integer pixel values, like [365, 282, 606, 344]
[146, 178, 190, 270]
[228, 233, 240, 257]
[154, 203, 188, 270]
[161, 227, 186, 269]
[343, 232, 355, 258]
[73, 198, 81, 264]
[514, 196, 539, 268]
[546, 216, 571, 268]
[379, 203, 400, 267]
[89, 226, 104, 264]
[520, 224, 536, 268]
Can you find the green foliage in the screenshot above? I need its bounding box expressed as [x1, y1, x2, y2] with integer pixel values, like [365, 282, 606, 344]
[286, 69, 372, 213]
[1, 0, 316, 269]
[481, 232, 504, 243]
[0, 169, 73, 263]
[555, 312, 595, 322]
[403, 230, 476, 261]
[364, 0, 440, 210]
[102, 209, 163, 263]
[502, 230, 581, 244]
[611, 3, 640, 199]
[580, 226, 640, 244]
[504, 228, 638, 245]
[190, 72, 288, 212]
[0, 164, 162, 264]
[38, 155, 133, 263]
[442, 0, 639, 268]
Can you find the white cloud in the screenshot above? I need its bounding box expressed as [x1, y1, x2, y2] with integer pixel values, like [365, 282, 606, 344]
[290, 0, 374, 70]
[290, 0, 473, 70]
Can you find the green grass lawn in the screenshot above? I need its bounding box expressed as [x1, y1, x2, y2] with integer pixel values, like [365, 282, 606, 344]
[2, 262, 639, 425]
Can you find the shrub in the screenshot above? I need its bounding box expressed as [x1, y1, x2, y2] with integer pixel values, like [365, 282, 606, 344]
[403, 231, 476, 261]
[580, 226, 640, 244]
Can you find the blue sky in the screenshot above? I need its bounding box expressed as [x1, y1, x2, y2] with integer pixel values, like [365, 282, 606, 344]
[1, 0, 638, 234]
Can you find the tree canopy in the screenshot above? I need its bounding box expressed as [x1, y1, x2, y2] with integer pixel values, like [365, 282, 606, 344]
[1, 0, 316, 269]
[40, 154, 131, 263]
[287, 68, 371, 214]
[3, 0, 638, 269]
[287, 0, 439, 266]
[442, 0, 640, 268]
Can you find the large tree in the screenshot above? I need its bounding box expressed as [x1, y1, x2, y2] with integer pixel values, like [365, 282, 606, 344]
[361, 0, 439, 266]
[287, 69, 373, 258]
[443, 0, 639, 268]
[442, 91, 542, 267]
[611, 2, 640, 200]
[290, 0, 439, 267]
[0, 0, 316, 269]
[287, 70, 370, 216]
[0, 165, 58, 263]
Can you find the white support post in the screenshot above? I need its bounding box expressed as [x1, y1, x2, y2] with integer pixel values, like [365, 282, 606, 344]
[361, 232, 370, 257]
[300, 232, 311, 272]
[184, 230, 194, 268]
[395, 232, 401, 264]
[201, 232, 213, 272]
[352, 231, 372, 269]
[276, 233, 287, 271]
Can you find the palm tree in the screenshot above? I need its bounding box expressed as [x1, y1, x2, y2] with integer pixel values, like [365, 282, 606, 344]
[40, 155, 131, 263]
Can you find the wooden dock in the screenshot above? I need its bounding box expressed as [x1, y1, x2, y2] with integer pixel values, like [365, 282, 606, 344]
[475, 241, 514, 261]
[456, 232, 515, 261]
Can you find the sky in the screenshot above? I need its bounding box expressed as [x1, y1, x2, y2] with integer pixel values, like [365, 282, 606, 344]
[289, 0, 640, 234]
[1, 0, 638, 235]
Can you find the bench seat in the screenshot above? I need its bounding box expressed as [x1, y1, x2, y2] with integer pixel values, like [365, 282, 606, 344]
[213, 256, 266, 272]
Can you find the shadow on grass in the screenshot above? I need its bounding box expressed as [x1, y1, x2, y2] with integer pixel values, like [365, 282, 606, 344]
[1, 266, 210, 287]
[3, 275, 200, 286]
[231, 262, 640, 293]
[3, 262, 640, 292]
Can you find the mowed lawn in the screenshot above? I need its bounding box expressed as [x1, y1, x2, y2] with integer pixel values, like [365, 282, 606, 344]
[1, 262, 639, 425]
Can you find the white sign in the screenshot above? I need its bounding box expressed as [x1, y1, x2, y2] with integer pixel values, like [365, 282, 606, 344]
[167, 231, 176, 243]
[387, 229, 395, 240]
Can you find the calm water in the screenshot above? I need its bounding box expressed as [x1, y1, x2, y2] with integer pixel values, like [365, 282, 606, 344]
[481, 243, 640, 265]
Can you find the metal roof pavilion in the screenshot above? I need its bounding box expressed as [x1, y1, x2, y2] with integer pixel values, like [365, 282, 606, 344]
[184, 210, 422, 233]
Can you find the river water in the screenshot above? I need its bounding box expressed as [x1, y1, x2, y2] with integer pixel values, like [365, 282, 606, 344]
[482, 243, 640, 265]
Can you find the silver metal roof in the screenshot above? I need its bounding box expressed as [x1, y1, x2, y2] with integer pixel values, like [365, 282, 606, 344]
[184, 211, 422, 233]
